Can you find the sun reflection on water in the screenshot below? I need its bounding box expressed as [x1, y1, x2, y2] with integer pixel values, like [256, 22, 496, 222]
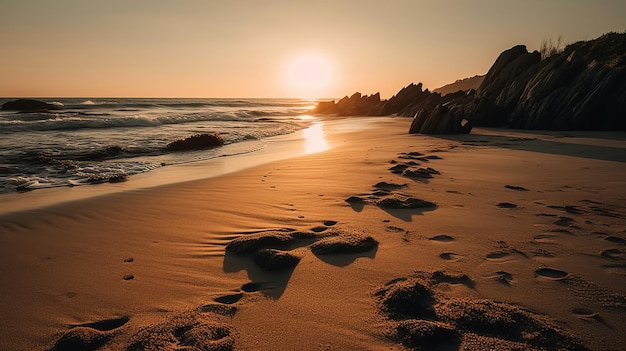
[303, 123, 329, 154]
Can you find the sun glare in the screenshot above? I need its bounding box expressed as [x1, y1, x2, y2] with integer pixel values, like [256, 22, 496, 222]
[286, 54, 334, 99]
[303, 123, 329, 154]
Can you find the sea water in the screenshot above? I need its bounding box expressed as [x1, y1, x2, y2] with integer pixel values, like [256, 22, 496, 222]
[0, 98, 316, 194]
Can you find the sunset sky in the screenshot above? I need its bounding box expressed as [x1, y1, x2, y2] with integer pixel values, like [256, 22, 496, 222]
[1, 1, 624, 98]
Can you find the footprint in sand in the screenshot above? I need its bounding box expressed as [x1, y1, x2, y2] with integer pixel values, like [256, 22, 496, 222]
[490, 271, 514, 285]
[572, 307, 598, 318]
[497, 202, 518, 209]
[381, 224, 402, 232]
[553, 217, 574, 226]
[600, 248, 625, 260]
[605, 236, 626, 244]
[439, 252, 464, 262]
[241, 282, 262, 293]
[571, 307, 609, 325]
[311, 220, 339, 233]
[531, 249, 555, 258]
[428, 235, 454, 242]
[123, 274, 134, 281]
[214, 293, 244, 305]
[549, 228, 573, 235]
[71, 316, 131, 331]
[430, 271, 475, 288]
[602, 264, 626, 276]
[535, 267, 569, 280]
[123, 257, 134, 263]
[536, 213, 557, 217]
[485, 251, 513, 261]
[533, 234, 559, 244]
[505, 185, 529, 191]
[374, 181, 407, 190]
[58, 292, 77, 301]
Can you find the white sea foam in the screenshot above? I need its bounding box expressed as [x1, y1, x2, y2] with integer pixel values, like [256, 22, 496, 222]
[0, 98, 316, 194]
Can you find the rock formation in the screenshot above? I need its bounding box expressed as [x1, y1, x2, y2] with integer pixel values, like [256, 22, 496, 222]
[314, 92, 382, 116]
[472, 32, 626, 130]
[166, 133, 224, 151]
[314, 31, 626, 133]
[2, 99, 62, 112]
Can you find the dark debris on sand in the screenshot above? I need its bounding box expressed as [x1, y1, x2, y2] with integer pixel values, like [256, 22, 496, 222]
[375, 271, 590, 351]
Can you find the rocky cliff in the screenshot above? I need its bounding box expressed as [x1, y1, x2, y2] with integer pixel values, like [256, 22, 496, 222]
[315, 32, 626, 133]
[472, 32, 626, 130]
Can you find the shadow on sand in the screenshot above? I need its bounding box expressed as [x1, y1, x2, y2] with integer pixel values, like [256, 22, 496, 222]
[223, 252, 296, 300]
[313, 246, 378, 267]
[431, 128, 626, 163]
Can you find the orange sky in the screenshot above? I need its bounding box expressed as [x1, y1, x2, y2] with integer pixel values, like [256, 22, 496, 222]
[1, 1, 624, 98]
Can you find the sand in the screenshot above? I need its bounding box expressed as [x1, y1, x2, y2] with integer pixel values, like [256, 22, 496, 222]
[1, 117, 625, 350]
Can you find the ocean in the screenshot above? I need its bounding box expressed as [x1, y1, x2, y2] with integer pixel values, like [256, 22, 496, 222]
[0, 98, 317, 194]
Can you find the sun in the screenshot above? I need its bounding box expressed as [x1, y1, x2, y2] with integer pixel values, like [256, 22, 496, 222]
[285, 54, 334, 99]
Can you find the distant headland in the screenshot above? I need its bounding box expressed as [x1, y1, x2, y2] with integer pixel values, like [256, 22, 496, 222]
[315, 32, 626, 134]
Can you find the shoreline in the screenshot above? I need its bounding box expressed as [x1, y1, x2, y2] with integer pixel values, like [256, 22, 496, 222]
[0, 117, 380, 215]
[1, 117, 625, 350]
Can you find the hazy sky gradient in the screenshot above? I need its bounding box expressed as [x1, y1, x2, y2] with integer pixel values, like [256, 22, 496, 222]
[1, 0, 624, 98]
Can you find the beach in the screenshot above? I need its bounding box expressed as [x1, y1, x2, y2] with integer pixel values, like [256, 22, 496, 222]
[1, 116, 625, 350]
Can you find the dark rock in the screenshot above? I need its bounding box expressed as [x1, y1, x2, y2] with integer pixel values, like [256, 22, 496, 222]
[381, 83, 430, 115]
[2, 99, 62, 112]
[315, 92, 383, 116]
[408, 95, 473, 134]
[166, 133, 224, 151]
[472, 32, 626, 130]
[314, 100, 337, 114]
[316, 32, 626, 133]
